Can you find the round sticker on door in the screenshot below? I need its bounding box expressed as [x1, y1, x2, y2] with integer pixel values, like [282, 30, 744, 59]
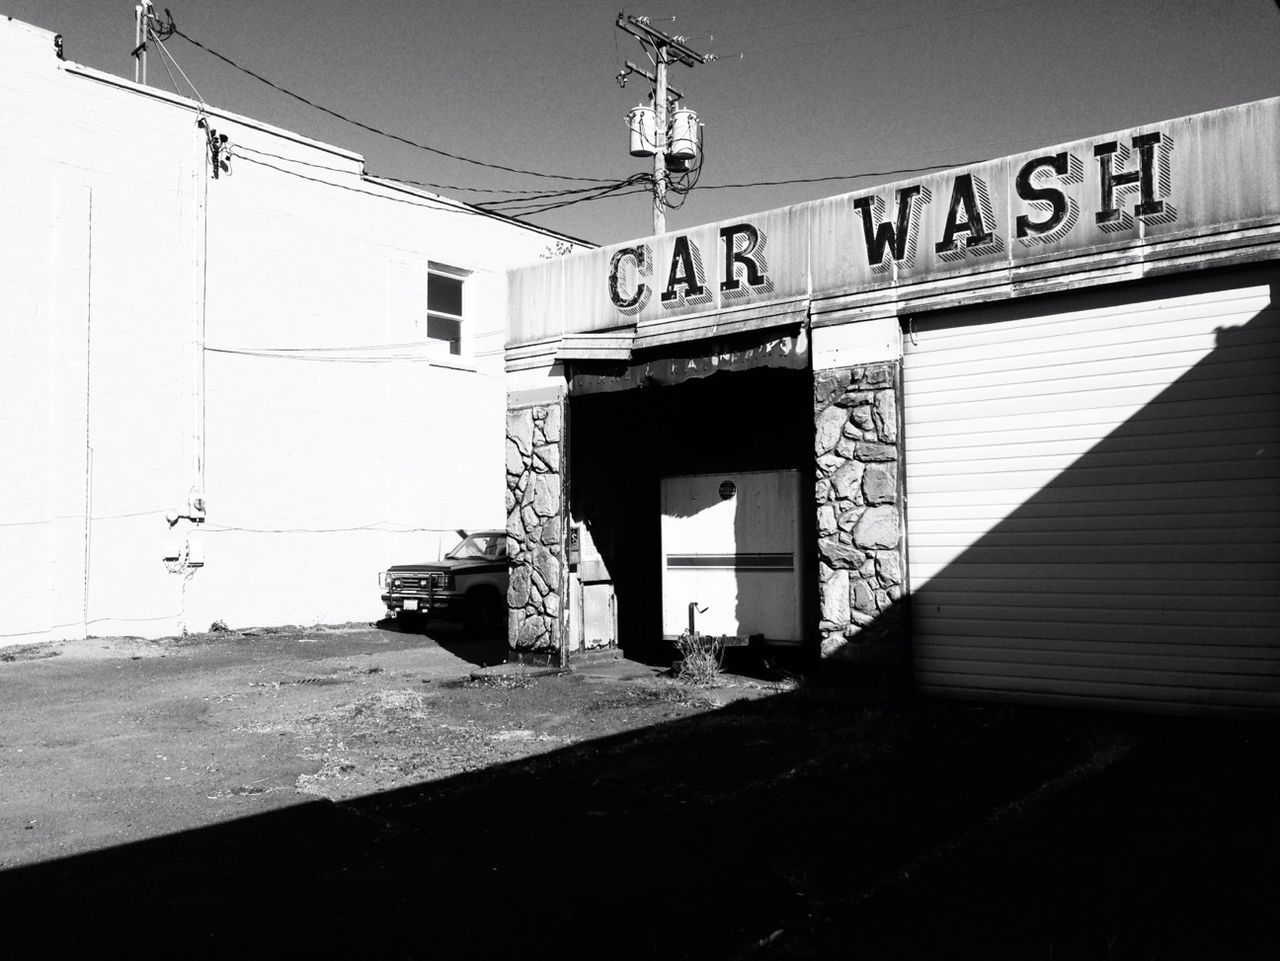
[718, 480, 736, 501]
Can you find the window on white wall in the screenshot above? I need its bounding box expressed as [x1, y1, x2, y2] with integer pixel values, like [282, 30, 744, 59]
[426, 262, 469, 356]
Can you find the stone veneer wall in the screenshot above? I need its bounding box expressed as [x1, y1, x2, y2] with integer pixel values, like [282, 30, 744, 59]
[813, 362, 908, 667]
[505, 400, 565, 663]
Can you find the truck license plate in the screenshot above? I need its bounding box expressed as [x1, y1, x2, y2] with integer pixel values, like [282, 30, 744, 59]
[403, 599, 418, 611]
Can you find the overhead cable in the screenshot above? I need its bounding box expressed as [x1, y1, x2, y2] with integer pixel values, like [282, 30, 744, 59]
[694, 161, 983, 191]
[233, 152, 501, 218]
[149, 31, 206, 107]
[233, 143, 356, 175]
[232, 151, 626, 231]
[207, 345, 457, 363]
[166, 17, 618, 184]
[361, 174, 579, 197]
[484, 179, 653, 218]
[148, 29, 184, 96]
[476, 173, 652, 211]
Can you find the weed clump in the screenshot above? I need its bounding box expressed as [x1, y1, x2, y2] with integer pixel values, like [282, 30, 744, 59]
[673, 633, 724, 687]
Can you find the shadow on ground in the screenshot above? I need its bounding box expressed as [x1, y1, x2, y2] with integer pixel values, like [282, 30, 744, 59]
[1, 684, 1275, 960]
[374, 614, 509, 668]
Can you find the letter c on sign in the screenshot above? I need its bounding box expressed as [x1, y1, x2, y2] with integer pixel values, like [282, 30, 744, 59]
[609, 246, 649, 312]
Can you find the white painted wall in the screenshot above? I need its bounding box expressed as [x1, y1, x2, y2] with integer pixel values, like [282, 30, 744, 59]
[0, 18, 583, 646]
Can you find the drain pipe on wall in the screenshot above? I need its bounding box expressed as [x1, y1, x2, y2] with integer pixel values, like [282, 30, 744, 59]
[167, 121, 211, 633]
[558, 392, 571, 667]
[81, 192, 94, 635]
[191, 118, 210, 527]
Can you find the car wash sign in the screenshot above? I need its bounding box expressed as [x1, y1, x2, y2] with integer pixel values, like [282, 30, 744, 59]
[807, 121, 1201, 291]
[602, 203, 812, 328]
[507, 99, 1279, 347]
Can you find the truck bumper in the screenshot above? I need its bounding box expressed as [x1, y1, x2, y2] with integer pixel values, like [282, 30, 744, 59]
[381, 593, 463, 615]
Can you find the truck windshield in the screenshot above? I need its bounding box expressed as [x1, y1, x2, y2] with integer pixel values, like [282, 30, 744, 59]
[445, 534, 504, 560]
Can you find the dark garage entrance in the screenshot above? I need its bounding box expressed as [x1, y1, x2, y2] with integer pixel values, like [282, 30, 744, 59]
[566, 358, 817, 662]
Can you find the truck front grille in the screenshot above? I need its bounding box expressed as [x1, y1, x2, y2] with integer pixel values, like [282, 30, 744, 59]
[390, 573, 448, 593]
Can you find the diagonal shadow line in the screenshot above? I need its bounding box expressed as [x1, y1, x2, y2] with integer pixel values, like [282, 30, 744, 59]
[904, 264, 1280, 714]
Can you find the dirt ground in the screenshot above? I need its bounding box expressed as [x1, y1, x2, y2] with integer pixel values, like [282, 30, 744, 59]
[1, 623, 1276, 959]
[0, 621, 755, 868]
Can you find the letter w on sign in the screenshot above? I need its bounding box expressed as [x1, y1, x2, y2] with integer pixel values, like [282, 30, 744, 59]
[853, 186, 930, 272]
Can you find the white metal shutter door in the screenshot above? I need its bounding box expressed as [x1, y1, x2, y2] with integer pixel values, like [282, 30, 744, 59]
[903, 272, 1280, 714]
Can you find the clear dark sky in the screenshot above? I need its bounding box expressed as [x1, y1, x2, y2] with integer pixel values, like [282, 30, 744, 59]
[7, 1, 1279, 245]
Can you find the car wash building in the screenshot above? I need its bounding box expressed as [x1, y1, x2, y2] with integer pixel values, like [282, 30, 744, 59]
[505, 97, 1280, 715]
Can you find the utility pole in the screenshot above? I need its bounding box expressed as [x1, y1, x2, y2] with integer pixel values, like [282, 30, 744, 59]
[615, 14, 713, 235]
[133, 3, 149, 85]
[132, 2, 165, 85]
[653, 47, 668, 235]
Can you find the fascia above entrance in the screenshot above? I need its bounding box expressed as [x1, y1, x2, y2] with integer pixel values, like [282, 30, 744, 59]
[556, 329, 635, 362]
[632, 297, 810, 352]
[553, 297, 811, 363]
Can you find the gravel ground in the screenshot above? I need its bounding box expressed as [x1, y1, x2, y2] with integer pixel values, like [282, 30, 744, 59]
[0, 622, 763, 867]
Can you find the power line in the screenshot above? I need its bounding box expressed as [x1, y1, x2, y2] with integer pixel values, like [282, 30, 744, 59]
[486, 181, 654, 218]
[380, 154, 988, 206]
[205, 522, 465, 534]
[235, 145, 639, 207]
[372, 174, 608, 197]
[212, 339, 442, 354]
[233, 152, 635, 230]
[233, 152, 509, 218]
[166, 17, 618, 185]
[149, 29, 184, 96]
[693, 161, 983, 191]
[477, 174, 653, 211]
[478, 178, 648, 206]
[496, 188, 652, 218]
[233, 143, 356, 175]
[205, 345, 467, 364]
[0, 509, 169, 530]
[150, 31, 206, 107]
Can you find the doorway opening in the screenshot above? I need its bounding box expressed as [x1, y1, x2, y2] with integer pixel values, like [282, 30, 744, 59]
[567, 365, 816, 664]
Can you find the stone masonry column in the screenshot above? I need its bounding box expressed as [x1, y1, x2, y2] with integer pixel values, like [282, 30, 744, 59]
[813, 362, 908, 671]
[505, 398, 567, 666]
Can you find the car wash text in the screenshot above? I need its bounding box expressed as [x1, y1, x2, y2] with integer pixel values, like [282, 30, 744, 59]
[608, 222, 771, 315]
[607, 131, 1175, 313]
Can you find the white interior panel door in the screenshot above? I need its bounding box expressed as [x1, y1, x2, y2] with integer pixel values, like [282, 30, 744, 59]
[661, 470, 803, 642]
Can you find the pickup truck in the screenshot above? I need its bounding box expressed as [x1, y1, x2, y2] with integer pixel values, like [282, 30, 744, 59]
[380, 530, 508, 635]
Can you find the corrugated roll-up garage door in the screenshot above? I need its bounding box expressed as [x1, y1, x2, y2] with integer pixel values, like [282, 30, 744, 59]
[903, 269, 1280, 714]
